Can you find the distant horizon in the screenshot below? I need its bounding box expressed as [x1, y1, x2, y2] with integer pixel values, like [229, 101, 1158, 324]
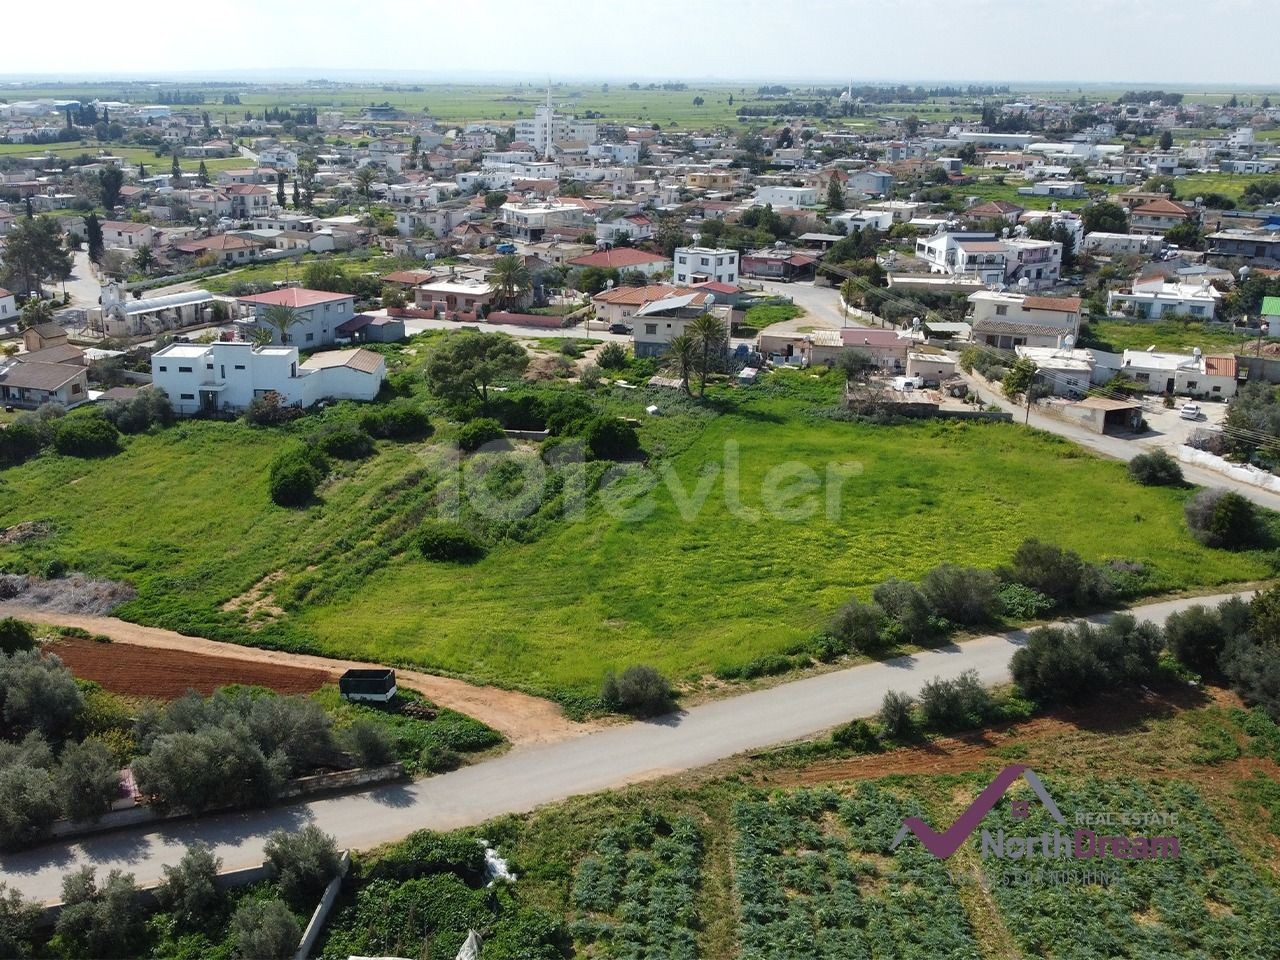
[5, 0, 1279, 87]
[0, 72, 1276, 93]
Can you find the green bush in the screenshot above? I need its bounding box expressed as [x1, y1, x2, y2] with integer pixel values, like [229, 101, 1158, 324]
[265, 824, 340, 910]
[828, 599, 886, 653]
[311, 424, 375, 460]
[871, 579, 934, 645]
[878, 690, 915, 738]
[830, 718, 881, 752]
[920, 564, 1001, 626]
[156, 844, 224, 933]
[1001, 539, 1107, 608]
[456, 417, 506, 452]
[1011, 614, 1162, 706]
[1128, 449, 1183, 486]
[918, 670, 992, 731]
[0, 618, 34, 655]
[1164, 604, 1231, 675]
[268, 445, 328, 507]
[416, 520, 486, 562]
[1185, 488, 1261, 549]
[55, 867, 145, 959]
[360, 400, 433, 440]
[601, 664, 672, 717]
[366, 828, 487, 884]
[582, 416, 640, 461]
[0, 420, 41, 466]
[596, 341, 630, 370]
[419, 743, 462, 773]
[229, 898, 299, 960]
[244, 391, 303, 426]
[52, 414, 120, 457]
[998, 582, 1054, 620]
[342, 719, 396, 766]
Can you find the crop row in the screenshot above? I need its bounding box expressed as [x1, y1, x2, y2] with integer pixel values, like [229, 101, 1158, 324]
[731, 786, 981, 960]
[570, 812, 703, 960]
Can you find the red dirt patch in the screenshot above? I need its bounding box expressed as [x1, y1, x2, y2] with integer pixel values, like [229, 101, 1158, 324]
[46, 636, 330, 700]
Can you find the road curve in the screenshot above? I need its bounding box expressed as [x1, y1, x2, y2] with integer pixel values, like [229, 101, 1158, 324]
[0, 591, 1244, 904]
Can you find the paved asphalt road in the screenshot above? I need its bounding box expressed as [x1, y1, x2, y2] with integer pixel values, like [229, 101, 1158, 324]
[1, 591, 1241, 904]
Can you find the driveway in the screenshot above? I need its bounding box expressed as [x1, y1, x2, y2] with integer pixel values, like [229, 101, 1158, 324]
[60, 250, 101, 309]
[1, 591, 1243, 904]
[753, 279, 885, 331]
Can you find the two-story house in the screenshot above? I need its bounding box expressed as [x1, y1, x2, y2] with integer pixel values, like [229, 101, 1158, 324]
[968, 290, 1082, 349]
[235, 288, 356, 347]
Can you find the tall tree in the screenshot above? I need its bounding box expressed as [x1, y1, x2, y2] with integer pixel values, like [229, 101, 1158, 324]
[488, 254, 532, 310]
[826, 178, 845, 211]
[171, 151, 181, 185]
[291, 178, 300, 208]
[276, 170, 286, 207]
[132, 245, 155, 276]
[98, 166, 124, 210]
[424, 330, 529, 409]
[1, 215, 73, 298]
[296, 160, 317, 210]
[196, 161, 209, 186]
[665, 332, 697, 396]
[688, 312, 728, 397]
[261, 304, 301, 345]
[1159, 129, 1174, 151]
[354, 166, 376, 199]
[85, 213, 104, 264]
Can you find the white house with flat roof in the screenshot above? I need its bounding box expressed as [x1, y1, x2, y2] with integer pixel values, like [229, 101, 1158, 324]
[753, 185, 818, 207]
[150, 341, 385, 415]
[673, 246, 738, 285]
[1106, 277, 1221, 320]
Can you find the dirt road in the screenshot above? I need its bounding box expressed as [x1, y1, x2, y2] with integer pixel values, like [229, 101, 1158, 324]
[0, 604, 587, 746]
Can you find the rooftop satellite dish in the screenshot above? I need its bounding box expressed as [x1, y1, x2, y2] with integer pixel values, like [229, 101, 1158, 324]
[1063, 333, 1075, 349]
[605, 278, 614, 289]
[705, 294, 716, 307]
[1018, 277, 1030, 291]
[1239, 265, 1251, 279]
[1146, 344, 1156, 352]
[1193, 346, 1202, 358]
[691, 232, 701, 243]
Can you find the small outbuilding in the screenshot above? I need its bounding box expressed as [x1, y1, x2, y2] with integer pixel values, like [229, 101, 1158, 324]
[338, 668, 398, 703]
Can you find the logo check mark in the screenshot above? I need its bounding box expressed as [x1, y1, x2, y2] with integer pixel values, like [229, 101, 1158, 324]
[890, 764, 1060, 858]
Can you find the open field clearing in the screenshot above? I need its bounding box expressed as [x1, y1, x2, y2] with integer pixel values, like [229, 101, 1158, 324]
[0, 363, 1271, 700]
[1081, 318, 1267, 354]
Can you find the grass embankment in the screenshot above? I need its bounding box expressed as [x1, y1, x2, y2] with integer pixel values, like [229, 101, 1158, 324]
[0, 359, 1269, 698]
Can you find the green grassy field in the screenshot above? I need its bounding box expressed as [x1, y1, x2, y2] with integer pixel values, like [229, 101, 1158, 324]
[1172, 172, 1280, 202]
[0, 366, 1271, 697]
[0, 140, 247, 174]
[200, 252, 415, 293]
[1081, 318, 1266, 354]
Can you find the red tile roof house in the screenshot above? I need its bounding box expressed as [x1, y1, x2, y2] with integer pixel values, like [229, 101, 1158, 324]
[234, 288, 357, 347]
[567, 247, 672, 278]
[172, 233, 265, 266]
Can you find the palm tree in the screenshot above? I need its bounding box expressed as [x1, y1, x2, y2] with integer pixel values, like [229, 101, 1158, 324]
[354, 166, 377, 199]
[489, 254, 532, 310]
[261, 304, 300, 345]
[665, 332, 697, 396]
[689, 312, 728, 398]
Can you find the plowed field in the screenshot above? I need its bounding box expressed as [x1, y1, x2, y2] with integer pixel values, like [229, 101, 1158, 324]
[46, 636, 331, 699]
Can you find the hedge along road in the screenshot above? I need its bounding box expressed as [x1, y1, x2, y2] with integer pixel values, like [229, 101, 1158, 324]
[1, 591, 1248, 905]
[0, 604, 586, 747]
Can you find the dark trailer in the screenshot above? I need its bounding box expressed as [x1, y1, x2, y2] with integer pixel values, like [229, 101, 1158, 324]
[338, 668, 398, 703]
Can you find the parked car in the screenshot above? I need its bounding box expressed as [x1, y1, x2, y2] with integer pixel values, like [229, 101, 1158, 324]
[1180, 402, 1202, 421]
[608, 322, 632, 334]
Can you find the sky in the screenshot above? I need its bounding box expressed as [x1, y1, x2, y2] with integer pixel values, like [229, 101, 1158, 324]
[2, 0, 1277, 87]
